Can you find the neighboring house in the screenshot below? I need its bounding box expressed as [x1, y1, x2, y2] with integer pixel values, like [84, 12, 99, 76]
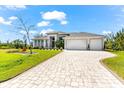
[32, 31, 104, 50]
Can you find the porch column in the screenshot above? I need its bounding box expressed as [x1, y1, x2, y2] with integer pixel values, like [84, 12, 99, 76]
[35, 40, 36, 47]
[39, 40, 40, 47]
[34, 40, 37, 47]
[37, 40, 39, 47]
[40, 40, 42, 47]
[33, 40, 35, 47]
[36, 40, 38, 47]
[46, 40, 48, 48]
[43, 40, 46, 48]
[48, 37, 50, 48]
[64, 39, 66, 49]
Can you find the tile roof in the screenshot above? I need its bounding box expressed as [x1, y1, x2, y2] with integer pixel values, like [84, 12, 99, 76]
[32, 31, 104, 40]
[46, 31, 68, 35]
[32, 37, 48, 40]
[68, 32, 104, 37]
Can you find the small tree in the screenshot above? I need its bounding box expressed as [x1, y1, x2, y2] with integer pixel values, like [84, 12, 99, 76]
[13, 16, 35, 54]
[55, 40, 64, 49]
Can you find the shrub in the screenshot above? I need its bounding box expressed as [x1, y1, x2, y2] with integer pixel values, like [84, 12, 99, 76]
[22, 47, 27, 52]
[33, 47, 39, 49]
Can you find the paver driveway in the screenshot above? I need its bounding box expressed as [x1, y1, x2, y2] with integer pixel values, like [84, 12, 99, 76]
[0, 51, 124, 88]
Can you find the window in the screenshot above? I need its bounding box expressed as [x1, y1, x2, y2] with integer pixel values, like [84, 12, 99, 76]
[59, 37, 63, 40]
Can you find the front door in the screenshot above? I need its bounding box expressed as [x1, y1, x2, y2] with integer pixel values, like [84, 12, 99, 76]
[50, 36, 55, 48]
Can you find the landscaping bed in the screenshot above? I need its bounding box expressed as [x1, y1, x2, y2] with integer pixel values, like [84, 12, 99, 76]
[102, 51, 124, 80]
[0, 49, 61, 82]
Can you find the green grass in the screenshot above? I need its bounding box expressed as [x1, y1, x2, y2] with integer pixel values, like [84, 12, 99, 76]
[0, 49, 61, 82]
[103, 51, 124, 79]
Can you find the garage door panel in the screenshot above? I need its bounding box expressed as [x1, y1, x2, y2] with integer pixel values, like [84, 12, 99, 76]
[66, 40, 87, 50]
[90, 39, 103, 50]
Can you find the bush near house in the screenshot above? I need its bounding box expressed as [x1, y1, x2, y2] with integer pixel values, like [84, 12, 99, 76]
[55, 40, 64, 49]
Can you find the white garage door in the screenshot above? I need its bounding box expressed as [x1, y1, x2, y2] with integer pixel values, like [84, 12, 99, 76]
[90, 39, 103, 50]
[66, 39, 87, 50]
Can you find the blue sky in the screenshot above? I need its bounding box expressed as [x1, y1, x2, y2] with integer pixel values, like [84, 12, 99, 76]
[0, 5, 124, 42]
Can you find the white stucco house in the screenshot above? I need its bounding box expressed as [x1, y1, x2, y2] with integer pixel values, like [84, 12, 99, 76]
[32, 31, 104, 50]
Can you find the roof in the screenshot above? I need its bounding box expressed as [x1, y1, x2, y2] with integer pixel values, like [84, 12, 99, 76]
[46, 31, 69, 35]
[45, 31, 103, 37]
[32, 37, 48, 40]
[64, 32, 104, 39]
[32, 32, 104, 40]
[68, 32, 104, 37]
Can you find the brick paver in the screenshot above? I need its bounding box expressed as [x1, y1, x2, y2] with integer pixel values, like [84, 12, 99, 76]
[0, 50, 124, 88]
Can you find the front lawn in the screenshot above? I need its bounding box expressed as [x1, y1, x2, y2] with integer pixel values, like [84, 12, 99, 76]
[0, 49, 61, 82]
[103, 51, 124, 79]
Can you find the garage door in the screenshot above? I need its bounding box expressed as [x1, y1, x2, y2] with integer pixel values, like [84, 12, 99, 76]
[90, 39, 103, 50]
[66, 39, 87, 50]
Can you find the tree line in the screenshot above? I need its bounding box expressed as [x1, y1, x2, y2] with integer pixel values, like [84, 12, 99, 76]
[105, 28, 124, 51]
[0, 39, 30, 49]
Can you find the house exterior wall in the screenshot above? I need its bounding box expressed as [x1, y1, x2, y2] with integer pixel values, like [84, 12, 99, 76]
[32, 32, 104, 50]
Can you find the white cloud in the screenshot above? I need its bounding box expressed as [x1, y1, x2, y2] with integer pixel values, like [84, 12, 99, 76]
[9, 16, 17, 20]
[42, 10, 66, 21]
[40, 28, 55, 35]
[102, 30, 112, 34]
[41, 10, 68, 25]
[20, 30, 37, 35]
[61, 20, 68, 25]
[0, 17, 12, 25]
[4, 5, 26, 10]
[37, 21, 50, 27]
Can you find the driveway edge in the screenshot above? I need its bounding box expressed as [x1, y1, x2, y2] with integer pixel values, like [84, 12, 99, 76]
[100, 58, 124, 85]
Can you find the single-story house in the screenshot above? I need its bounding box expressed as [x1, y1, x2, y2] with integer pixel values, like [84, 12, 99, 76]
[32, 31, 104, 50]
